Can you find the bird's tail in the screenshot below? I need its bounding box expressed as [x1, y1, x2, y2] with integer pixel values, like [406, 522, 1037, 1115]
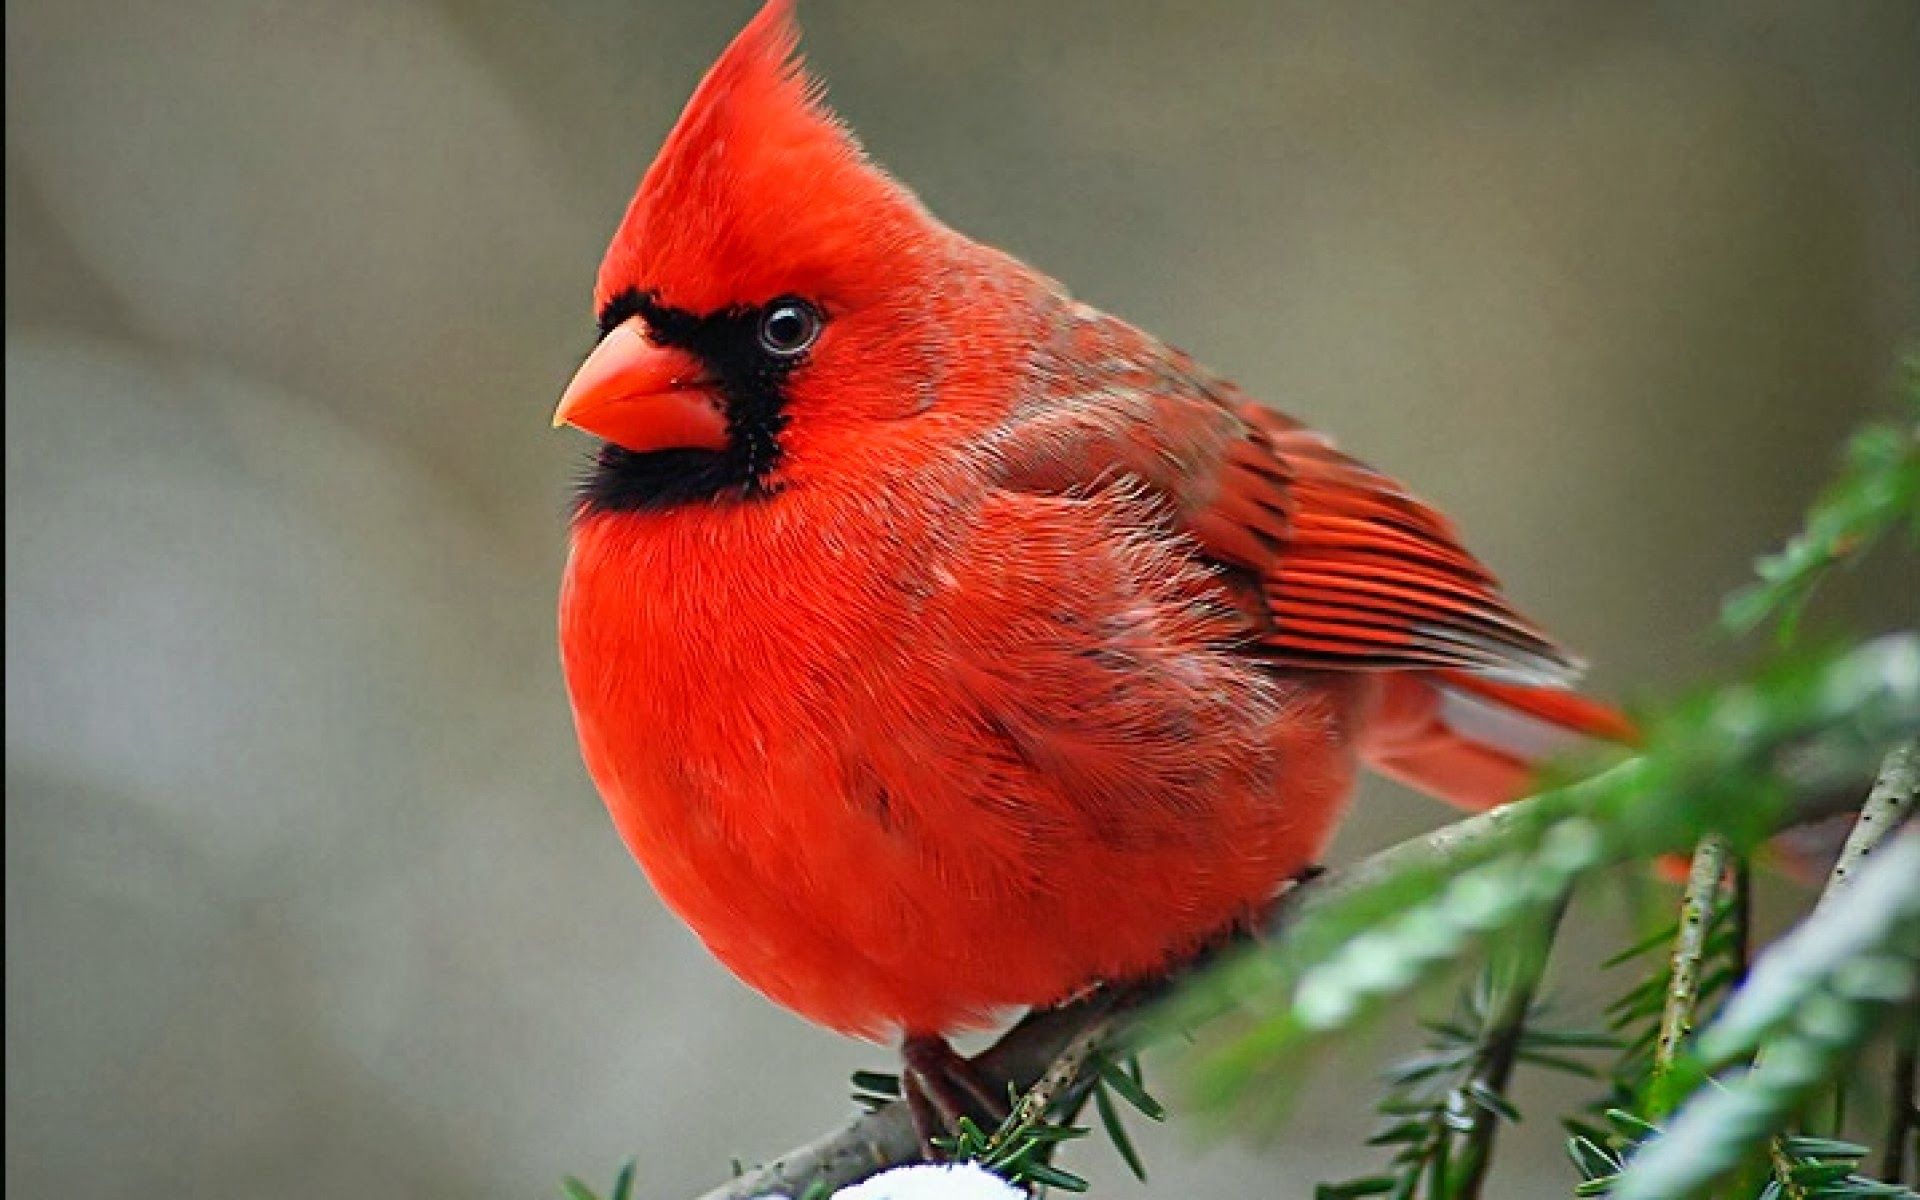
[1360, 671, 1636, 811]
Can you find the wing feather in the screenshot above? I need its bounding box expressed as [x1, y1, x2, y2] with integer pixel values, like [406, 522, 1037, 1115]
[988, 310, 1583, 686]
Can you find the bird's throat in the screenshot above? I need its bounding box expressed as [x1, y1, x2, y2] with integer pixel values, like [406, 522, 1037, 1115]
[573, 443, 773, 513]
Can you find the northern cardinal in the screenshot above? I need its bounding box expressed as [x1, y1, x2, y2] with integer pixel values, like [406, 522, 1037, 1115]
[553, 0, 1630, 1137]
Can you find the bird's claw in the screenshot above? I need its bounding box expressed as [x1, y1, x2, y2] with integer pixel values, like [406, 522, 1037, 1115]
[900, 1035, 1009, 1157]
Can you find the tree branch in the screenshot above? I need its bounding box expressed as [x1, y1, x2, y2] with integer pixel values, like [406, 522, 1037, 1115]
[1451, 889, 1571, 1199]
[1857, 738, 1920, 1187]
[1650, 834, 1732, 1117]
[1756, 737, 1915, 1198]
[1824, 738, 1919, 904]
[692, 762, 1877, 1200]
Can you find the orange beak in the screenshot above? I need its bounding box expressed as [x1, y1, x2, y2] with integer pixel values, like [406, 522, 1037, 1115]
[551, 318, 730, 453]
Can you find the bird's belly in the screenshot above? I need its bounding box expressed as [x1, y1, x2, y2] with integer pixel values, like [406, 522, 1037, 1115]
[575, 665, 1362, 1040]
[559, 501, 1367, 1038]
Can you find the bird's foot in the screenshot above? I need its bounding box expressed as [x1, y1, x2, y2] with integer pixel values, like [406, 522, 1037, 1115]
[900, 1034, 1010, 1157]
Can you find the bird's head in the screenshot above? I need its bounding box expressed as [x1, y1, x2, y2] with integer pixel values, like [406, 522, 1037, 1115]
[555, 0, 996, 511]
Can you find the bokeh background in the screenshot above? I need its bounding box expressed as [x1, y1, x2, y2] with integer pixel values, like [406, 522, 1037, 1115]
[7, 1, 1916, 1197]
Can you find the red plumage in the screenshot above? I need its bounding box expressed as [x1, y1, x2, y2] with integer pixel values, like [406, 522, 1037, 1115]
[556, 0, 1629, 1046]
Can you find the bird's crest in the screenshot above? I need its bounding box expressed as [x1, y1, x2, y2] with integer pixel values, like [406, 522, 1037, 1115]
[596, 0, 931, 317]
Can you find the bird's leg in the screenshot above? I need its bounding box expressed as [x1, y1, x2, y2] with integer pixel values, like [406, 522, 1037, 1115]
[900, 1034, 1010, 1155]
[901, 1072, 945, 1160]
[895, 866, 1329, 1155]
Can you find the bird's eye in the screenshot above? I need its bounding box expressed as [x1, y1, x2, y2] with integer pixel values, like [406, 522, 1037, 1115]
[757, 298, 822, 359]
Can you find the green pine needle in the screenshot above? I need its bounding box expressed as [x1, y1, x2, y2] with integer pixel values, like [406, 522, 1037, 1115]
[559, 1160, 636, 1200]
[1723, 366, 1920, 641]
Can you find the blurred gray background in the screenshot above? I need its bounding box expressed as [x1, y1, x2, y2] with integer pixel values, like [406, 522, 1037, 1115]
[6, 2, 1916, 1197]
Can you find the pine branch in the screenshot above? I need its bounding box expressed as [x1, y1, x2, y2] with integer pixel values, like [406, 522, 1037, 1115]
[1000, 1010, 1124, 1133]
[1323, 910, 1601, 1200]
[687, 754, 1885, 1200]
[1176, 638, 1920, 1120]
[1450, 892, 1572, 1198]
[1827, 739, 1920, 903]
[1849, 738, 1919, 1190]
[1650, 834, 1733, 1117]
[1609, 828, 1920, 1200]
[1620, 741, 1920, 1198]
[1767, 1136, 1814, 1200]
[1759, 737, 1920, 1192]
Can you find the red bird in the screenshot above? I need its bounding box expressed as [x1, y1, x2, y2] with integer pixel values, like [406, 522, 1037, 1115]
[554, 0, 1628, 1134]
